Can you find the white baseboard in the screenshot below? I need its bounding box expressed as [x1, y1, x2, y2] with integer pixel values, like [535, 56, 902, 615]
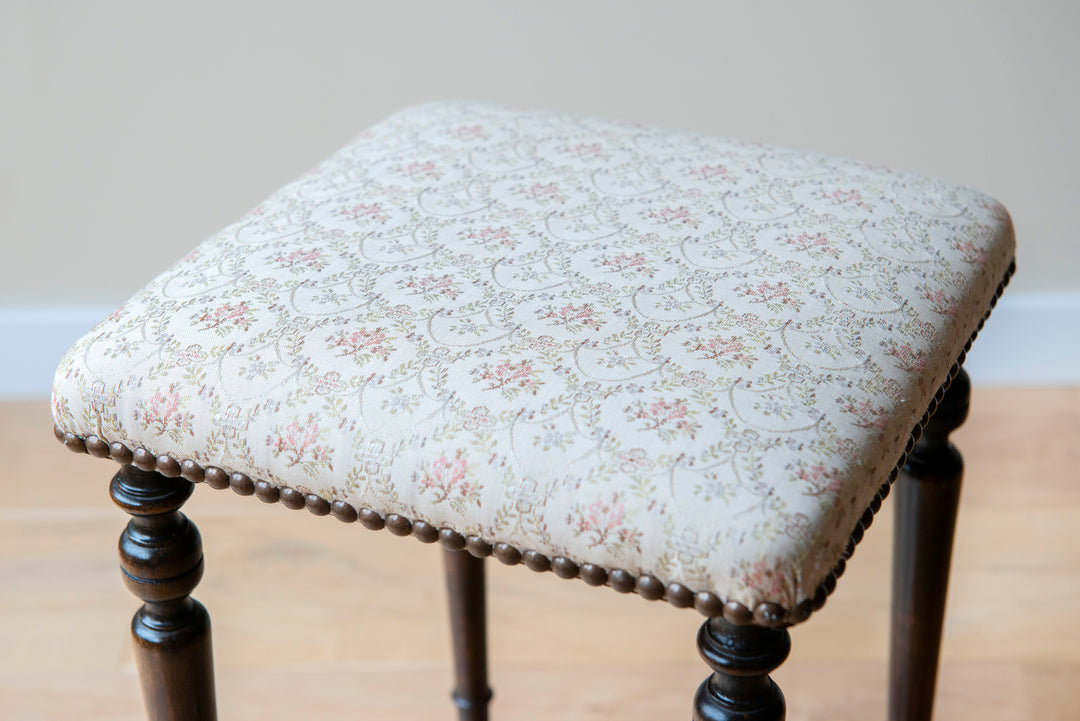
[0, 305, 116, 400]
[960, 292, 1080, 386]
[1, 294, 1077, 400]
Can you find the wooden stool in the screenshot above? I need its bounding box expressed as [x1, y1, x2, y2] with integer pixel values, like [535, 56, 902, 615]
[52, 103, 1015, 721]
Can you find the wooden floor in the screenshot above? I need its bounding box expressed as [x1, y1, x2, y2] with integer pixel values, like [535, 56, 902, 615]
[1, 390, 1077, 720]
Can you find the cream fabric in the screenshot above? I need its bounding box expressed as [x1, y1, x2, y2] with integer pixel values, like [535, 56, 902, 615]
[52, 102, 1015, 611]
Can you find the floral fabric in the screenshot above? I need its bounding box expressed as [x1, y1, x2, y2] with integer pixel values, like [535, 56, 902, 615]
[52, 102, 1015, 611]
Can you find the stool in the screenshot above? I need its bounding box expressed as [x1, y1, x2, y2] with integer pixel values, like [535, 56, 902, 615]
[52, 102, 1015, 721]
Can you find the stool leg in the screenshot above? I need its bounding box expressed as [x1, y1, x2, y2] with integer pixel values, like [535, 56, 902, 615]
[693, 617, 790, 721]
[443, 548, 492, 721]
[889, 368, 970, 721]
[111, 465, 217, 721]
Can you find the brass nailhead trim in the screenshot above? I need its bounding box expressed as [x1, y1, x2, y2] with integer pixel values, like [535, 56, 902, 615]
[53, 262, 1014, 628]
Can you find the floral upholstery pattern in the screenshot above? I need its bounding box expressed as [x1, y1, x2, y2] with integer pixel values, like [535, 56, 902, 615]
[52, 102, 1015, 613]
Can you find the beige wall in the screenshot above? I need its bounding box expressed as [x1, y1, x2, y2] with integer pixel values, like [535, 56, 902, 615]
[3, 1, 1076, 304]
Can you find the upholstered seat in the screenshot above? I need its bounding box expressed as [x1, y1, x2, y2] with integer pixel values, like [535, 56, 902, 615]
[53, 102, 1017, 721]
[52, 102, 1013, 628]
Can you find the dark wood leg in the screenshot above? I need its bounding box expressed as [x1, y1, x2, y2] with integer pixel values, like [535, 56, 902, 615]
[693, 617, 790, 721]
[111, 465, 217, 721]
[443, 548, 492, 721]
[889, 368, 970, 721]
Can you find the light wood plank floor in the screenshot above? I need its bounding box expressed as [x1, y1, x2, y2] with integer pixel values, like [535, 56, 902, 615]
[1, 390, 1077, 720]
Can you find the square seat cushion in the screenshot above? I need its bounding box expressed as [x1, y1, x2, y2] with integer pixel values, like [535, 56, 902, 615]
[52, 102, 1015, 624]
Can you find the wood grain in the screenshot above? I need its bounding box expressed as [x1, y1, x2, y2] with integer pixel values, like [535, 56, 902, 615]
[889, 368, 968, 721]
[111, 465, 217, 721]
[1, 389, 1077, 720]
[444, 548, 492, 721]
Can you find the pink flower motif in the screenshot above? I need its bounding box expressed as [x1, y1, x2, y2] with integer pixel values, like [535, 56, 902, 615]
[401, 274, 460, 300]
[740, 281, 801, 310]
[175, 344, 206, 367]
[571, 494, 641, 549]
[563, 142, 608, 160]
[330, 327, 395, 361]
[738, 559, 787, 598]
[884, 343, 926, 373]
[816, 188, 867, 207]
[473, 360, 540, 395]
[951, 239, 987, 265]
[385, 304, 413, 319]
[617, 448, 650, 473]
[626, 398, 700, 438]
[784, 232, 839, 258]
[395, 161, 439, 178]
[314, 372, 344, 395]
[515, 182, 565, 203]
[687, 164, 730, 181]
[843, 399, 889, 431]
[795, 463, 844, 499]
[600, 253, 653, 276]
[583, 498, 625, 533]
[271, 414, 330, 467]
[338, 203, 387, 223]
[461, 406, 494, 430]
[923, 289, 959, 317]
[273, 248, 326, 271]
[643, 205, 698, 228]
[418, 450, 476, 504]
[196, 302, 254, 332]
[464, 226, 515, 247]
[540, 303, 603, 332]
[678, 370, 711, 389]
[689, 335, 756, 367]
[449, 124, 487, 139]
[140, 385, 190, 434]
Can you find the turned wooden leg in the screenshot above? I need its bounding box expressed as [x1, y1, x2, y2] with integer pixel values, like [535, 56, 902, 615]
[443, 548, 492, 721]
[693, 617, 790, 721]
[111, 465, 217, 721]
[889, 368, 970, 721]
